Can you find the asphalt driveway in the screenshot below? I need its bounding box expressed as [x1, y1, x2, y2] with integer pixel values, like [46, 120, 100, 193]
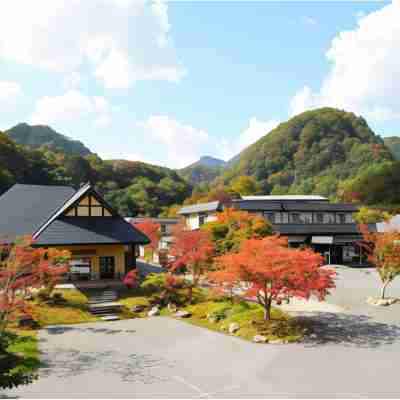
[4, 267, 400, 399]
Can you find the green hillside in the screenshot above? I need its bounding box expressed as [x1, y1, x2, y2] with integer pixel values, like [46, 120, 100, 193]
[0, 132, 191, 216]
[218, 108, 394, 198]
[178, 156, 226, 186]
[384, 136, 400, 160]
[6, 123, 92, 156]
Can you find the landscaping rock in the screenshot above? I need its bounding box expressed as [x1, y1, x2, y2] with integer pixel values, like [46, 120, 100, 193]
[101, 315, 120, 321]
[18, 316, 38, 329]
[268, 338, 287, 344]
[168, 303, 177, 312]
[148, 306, 160, 317]
[228, 322, 240, 334]
[253, 335, 268, 343]
[131, 305, 146, 313]
[174, 310, 191, 318]
[366, 297, 398, 307]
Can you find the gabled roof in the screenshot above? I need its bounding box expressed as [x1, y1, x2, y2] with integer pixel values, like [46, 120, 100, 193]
[35, 217, 149, 246]
[178, 201, 222, 215]
[0, 184, 75, 241]
[0, 183, 150, 245]
[240, 195, 328, 201]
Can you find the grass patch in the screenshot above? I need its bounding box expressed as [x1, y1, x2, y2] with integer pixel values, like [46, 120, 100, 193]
[165, 298, 306, 343]
[28, 289, 98, 327]
[7, 331, 40, 373]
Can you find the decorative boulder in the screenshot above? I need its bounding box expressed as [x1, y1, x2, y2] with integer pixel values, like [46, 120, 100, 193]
[18, 316, 38, 329]
[131, 305, 146, 313]
[148, 306, 160, 317]
[228, 323, 240, 334]
[174, 310, 191, 318]
[168, 303, 178, 312]
[268, 338, 287, 344]
[253, 335, 268, 343]
[366, 297, 398, 307]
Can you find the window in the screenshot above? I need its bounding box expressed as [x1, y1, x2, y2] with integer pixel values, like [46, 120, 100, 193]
[315, 212, 324, 224]
[199, 213, 206, 226]
[160, 224, 167, 235]
[290, 213, 302, 223]
[337, 213, 346, 224]
[323, 213, 335, 224]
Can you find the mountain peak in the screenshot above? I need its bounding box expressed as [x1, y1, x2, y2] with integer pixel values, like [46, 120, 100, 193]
[197, 156, 226, 168]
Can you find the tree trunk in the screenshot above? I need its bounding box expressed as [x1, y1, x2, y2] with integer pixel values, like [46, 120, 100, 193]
[263, 298, 272, 321]
[381, 280, 390, 299]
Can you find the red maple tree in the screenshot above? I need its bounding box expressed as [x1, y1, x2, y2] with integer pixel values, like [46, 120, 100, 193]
[133, 219, 160, 251]
[0, 236, 70, 333]
[211, 236, 336, 320]
[360, 225, 400, 299]
[168, 223, 214, 301]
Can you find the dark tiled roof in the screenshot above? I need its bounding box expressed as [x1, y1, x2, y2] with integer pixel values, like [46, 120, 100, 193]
[282, 203, 359, 212]
[232, 201, 282, 211]
[0, 184, 75, 240]
[234, 199, 359, 212]
[128, 217, 179, 225]
[35, 217, 150, 246]
[178, 201, 222, 215]
[274, 224, 362, 235]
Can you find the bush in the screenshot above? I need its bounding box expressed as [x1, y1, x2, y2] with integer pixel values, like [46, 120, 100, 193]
[140, 273, 166, 295]
[0, 332, 38, 389]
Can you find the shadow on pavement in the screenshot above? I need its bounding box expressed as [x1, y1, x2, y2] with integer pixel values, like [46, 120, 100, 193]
[299, 312, 400, 348]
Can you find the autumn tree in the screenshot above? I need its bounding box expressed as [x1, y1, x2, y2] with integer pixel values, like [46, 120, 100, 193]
[229, 175, 261, 197]
[0, 236, 70, 334]
[203, 208, 272, 255]
[133, 219, 160, 260]
[354, 207, 391, 224]
[169, 223, 214, 302]
[212, 236, 335, 320]
[360, 226, 400, 299]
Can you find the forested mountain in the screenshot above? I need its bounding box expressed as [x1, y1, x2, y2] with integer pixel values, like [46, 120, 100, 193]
[216, 108, 394, 198]
[178, 156, 226, 185]
[384, 136, 400, 160]
[6, 123, 92, 156]
[0, 132, 191, 216]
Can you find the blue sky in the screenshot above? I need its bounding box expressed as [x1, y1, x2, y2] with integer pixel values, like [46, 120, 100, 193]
[0, 0, 397, 168]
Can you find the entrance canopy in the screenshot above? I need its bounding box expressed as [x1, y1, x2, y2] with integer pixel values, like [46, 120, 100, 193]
[312, 236, 333, 244]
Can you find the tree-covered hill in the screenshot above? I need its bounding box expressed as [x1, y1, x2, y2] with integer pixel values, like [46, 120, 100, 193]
[178, 156, 226, 186]
[384, 136, 400, 160]
[217, 108, 394, 198]
[6, 123, 92, 156]
[0, 132, 191, 216]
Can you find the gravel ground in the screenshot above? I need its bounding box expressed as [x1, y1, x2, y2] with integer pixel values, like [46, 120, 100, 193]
[4, 266, 400, 399]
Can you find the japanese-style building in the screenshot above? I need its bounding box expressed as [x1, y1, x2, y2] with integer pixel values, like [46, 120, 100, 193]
[0, 183, 149, 281]
[179, 195, 373, 265]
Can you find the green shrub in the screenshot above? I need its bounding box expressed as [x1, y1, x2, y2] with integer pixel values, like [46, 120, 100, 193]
[140, 273, 166, 295]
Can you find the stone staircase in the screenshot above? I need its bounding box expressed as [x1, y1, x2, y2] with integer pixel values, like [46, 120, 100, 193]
[86, 289, 123, 320]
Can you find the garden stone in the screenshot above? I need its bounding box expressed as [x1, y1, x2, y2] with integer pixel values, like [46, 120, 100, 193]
[148, 306, 160, 317]
[366, 297, 398, 307]
[131, 305, 146, 313]
[168, 303, 177, 312]
[253, 335, 267, 343]
[174, 310, 191, 318]
[228, 322, 240, 334]
[269, 338, 287, 344]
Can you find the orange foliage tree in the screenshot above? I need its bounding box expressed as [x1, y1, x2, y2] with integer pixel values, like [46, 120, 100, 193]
[133, 219, 160, 258]
[0, 236, 70, 334]
[203, 208, 272, 255]
[211, 236, 335, 320]
[360, 225, 400, 299]
[169, 223, 214, 301]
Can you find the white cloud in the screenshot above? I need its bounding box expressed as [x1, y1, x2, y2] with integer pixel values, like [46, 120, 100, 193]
[290, 1, 400, 122]
[221, 117, 280, 160]
[137, 115, 210, 168]
[302, 16, 317, 26]
[137, 115, 279, 168]
[30, 90, 112, 127]
[63, 72, 81, 89]
[0, 81, 23, 107]
[0, 0, 186, 89]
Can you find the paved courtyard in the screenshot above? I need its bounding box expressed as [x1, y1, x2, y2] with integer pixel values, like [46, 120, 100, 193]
[4, 267, 400, 398]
